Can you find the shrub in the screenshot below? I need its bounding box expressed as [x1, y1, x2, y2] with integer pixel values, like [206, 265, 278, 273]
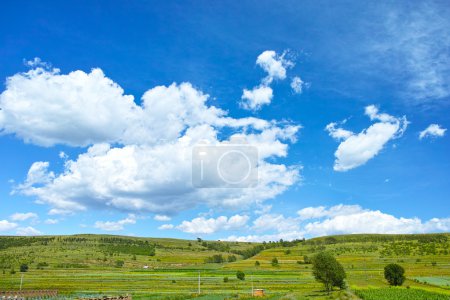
[384, 263, 405, 286]
[223, 276, 229, 283]
[236, 270, 245, 281]
[271, 257, 279, 266]
[284, 249, 291, 255]
[303, 255, 312, 264]
[255, 261, 260, 266]
[115, 260, 124, 268]
[227, 255, 237, 262]
[20, 264, 29, 272]
[205, 254, 225, 263]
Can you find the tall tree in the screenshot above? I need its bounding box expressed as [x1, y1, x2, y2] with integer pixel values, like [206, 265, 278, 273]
[312, 252, 346, 293]
[384, 264, 405, 286]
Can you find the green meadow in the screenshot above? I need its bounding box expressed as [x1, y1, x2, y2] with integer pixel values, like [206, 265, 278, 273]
[0, 233, 449, 299]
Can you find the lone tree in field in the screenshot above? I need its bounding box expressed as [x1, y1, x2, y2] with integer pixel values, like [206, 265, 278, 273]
[271, 257, 279, 266]
[312, 252, 346, 293]
[20, 264, 28, 272]
[236, 270, 245, 281]
[384, 264, 405, 286]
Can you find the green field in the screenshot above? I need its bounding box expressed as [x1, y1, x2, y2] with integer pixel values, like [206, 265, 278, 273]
[0, 233, 449, 299]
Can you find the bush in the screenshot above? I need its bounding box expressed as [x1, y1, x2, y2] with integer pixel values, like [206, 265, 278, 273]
[312, 252, 346, 293]
[384, 264, 405, 286]
[115, 260, 124, 268]
[303, 255, 312, 264]
[205, 254, 225, 263]
[255, 261, 260, 266]
[36, 262, 48, 269]
[227, 255, 237, 262]
[20, 264, 28, 272]
[271, 257, 279, 266]
[223, 276, 229, 283]
[236, 270, 245, 281]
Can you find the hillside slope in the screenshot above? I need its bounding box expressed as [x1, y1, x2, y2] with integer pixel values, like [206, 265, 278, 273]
[0, 233, 449, 299]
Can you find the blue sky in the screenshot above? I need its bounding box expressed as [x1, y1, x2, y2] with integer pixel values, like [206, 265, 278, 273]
[0, 0, 449, 241]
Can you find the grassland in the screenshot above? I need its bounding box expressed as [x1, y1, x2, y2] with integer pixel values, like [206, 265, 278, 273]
[0, 233, 449, 299]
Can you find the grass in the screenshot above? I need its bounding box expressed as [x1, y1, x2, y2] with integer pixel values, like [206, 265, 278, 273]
[0, 233, 449, 299]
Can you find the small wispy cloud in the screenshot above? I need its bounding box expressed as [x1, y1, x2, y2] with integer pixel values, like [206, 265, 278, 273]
[419, 124, 447, 140]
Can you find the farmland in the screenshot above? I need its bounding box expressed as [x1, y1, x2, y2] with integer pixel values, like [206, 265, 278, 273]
[0, 233, 449, 299]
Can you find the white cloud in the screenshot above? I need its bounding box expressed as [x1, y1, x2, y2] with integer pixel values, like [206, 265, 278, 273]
[225, 204, 450, 241]
[154, 215, 171, 222]
[298, 204, 365, 220]
[10, 212, 38, 222]
[240, 86, 273, 111]
[240, 50, 295, 111]
[158, 224, 174, 230]
[419, 124, 447, 139]
[256, 50, 293, 84]
[326, 105, 407, 171]
[12, 81, 300, 216]
[378, 5, 450, 101]
[304, 209, 450, 237]
[44, 218, 59, 225]
[290, 76, 308, 94]
[0, 67, 137, 147]
[94, 214, 137, 231]
[3, 63, 300, 216]
[0, 220, 18, 231]
[16, 226, 42, 236]
[177, 214, 249, 234]
[252, 214, 299, 233]
[325, 122, 353, 141]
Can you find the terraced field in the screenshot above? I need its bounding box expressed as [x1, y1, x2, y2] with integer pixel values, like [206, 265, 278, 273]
[0, 233, 449, 299]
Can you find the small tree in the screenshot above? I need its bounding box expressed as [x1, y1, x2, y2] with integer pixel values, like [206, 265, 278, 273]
[384, 264, 405, 286]
[312, 252, 346, 293]
[227, 255, 237, 262]
[303, 255, 311, 264]
[115, 260, 124, 268]
[223, 276, 229, 283]
[20, 264, 28, 273]
[271, 257, 279, 266]
[255, 261, 260, 267]
[236, 270, 245, 281]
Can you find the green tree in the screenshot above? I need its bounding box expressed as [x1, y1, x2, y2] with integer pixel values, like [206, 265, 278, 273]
[255, 260, 260, 267]
[312, 252, 346, 293]
[384, 264, 405, 286]
[303, 255, 311, 264]
[227, 255, 237, 262]
[20, 264, 28, 272]
[115, 260, 124, 268]
[271, 257, 279, 266]
[236, 270, 245, 281]
[223, 276, 229, 283]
